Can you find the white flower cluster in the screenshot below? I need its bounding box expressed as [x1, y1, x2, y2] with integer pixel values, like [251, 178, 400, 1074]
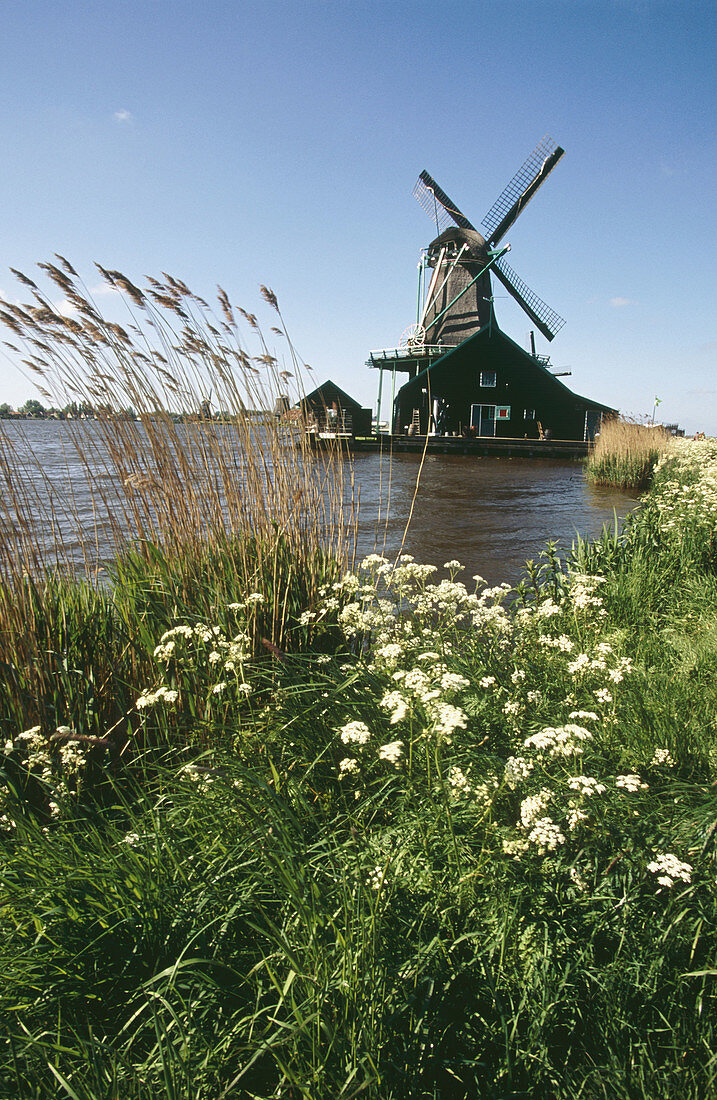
[647, 852, 692, 888]
[6, 725, 52, 782]
[524, 723, 592, 757]
[504, 755, 534, 787]
[153, 621, 251, 674]
[567, 572, 607, 615]
[378, 740, 404, 766]
[567, 775, 606, 796]
[136, 685, 179, 709]
[339, 721, 371, 747]
[538, 634, 574, 652]
[527, 818, 566, 853]
[615, 773, 649, 792]
[520, 789, 552, 828]
[653, 439, 717, 537]
[651, 747, 675, 767]
[366, 864, 386, 891]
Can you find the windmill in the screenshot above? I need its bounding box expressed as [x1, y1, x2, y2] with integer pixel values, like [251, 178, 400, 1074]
[412, 136, 566, 349]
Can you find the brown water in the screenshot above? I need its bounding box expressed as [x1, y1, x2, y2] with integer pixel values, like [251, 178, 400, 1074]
[0, 422, 639, 586]
[352, 452, 638, 586]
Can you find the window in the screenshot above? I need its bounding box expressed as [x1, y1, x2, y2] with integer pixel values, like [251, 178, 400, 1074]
[523, 408, 536, 420]
[479, 371, 496, 388]
[496, 406, 511, 420]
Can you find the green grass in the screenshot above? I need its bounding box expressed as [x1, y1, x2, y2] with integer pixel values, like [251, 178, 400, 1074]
[1, 440, 717, 1097]
[0, 263, 715, 1095]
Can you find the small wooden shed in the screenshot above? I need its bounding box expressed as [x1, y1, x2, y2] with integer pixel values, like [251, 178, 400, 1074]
[298, 380, 372, 437]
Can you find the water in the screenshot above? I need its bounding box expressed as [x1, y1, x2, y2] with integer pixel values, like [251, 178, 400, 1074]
[352, 452, 638, 585]
[0, 422, 639, 586]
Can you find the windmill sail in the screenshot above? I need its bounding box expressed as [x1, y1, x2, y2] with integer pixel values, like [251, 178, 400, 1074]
[481, 136, 565, 246]
[492, 257, 565, 342]
[413, 170, 476, 233]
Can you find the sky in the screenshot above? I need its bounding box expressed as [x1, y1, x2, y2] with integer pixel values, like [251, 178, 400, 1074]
[0, 0, 715, 433]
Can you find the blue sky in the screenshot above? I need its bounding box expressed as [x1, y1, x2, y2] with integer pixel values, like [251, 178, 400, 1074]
[1, 0, 715, 432]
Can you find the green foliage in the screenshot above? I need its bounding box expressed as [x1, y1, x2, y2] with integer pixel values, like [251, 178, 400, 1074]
[1, 440, 717, 1096]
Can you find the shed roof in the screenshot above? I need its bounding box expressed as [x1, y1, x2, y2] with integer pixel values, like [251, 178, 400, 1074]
[397, 325, 617, 415]
[298, 379, 365, 411]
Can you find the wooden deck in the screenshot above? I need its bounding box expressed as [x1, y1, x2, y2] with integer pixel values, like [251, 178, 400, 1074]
[308, 434, 589, 459]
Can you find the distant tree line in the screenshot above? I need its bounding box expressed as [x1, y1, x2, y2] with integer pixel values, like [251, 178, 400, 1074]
[0, 400, 137, 420]
[0, 400, 270, 422]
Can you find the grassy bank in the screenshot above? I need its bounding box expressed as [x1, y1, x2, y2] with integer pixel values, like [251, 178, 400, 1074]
[585, 417, 671, 490]
[1, 435, 716, 1097]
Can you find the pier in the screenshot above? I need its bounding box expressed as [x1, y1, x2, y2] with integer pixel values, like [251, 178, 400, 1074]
[309, 434, 589, 459]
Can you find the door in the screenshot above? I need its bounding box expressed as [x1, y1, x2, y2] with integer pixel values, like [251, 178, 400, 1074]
[470, 403, 496, 436]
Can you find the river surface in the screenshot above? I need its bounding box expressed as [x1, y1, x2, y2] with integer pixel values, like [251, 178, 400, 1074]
[0, 422, 639, 587]
[351, 451, 638, 585]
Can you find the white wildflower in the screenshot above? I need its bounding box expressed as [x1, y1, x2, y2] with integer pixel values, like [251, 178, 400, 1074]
[440, 671, 470, 692]
[429, 702, 468, 740]
[520, 789, 552, 828]
[651, 747, 675, 767]
[136, 686, 179, 709]
[339, 757, 360, 776]
[594, 688, 613, 704]
[502, 836, 530, 857]
[536, 598, 561, 618]
[647, 852, 692, 888]
[567, 806, 589, 830]
[447, 765, 472, 796]
[366, 864, 385, 890]
[339, 721, 371, 747]
[567, 775, 606, 796]
[380, 690, 409, 725]
[527, 817, 566, 853]
[504, 756, 534, 787]
[378, 740, 404, 766]
[524, 724, 591, 757]
[153, 640, 176, 661]
[615, 774, 648, 792]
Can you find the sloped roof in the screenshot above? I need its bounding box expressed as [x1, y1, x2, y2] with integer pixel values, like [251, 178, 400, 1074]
[298, 379, 365, 410]
[397, 325, 617, 414]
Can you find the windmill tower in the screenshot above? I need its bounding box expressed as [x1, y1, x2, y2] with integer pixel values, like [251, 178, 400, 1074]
[368, 136, 614, 441]
[413, 136, 566, 347]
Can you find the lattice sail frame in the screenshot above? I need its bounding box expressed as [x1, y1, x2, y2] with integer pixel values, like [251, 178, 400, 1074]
[481, 136, 563, 244]
[412, 170, 475, 233]
[493, 256, 565, 341]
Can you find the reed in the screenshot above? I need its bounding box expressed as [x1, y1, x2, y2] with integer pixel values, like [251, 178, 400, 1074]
[585, 417, 670, 489]
[0, 262, 353, 740]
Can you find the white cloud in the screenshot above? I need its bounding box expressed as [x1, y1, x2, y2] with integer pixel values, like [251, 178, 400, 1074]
[90, 282, 120, 296]
[610, 296, 632, 308]
[55, 299, 79, 318]
[113, 109, 132, 123]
